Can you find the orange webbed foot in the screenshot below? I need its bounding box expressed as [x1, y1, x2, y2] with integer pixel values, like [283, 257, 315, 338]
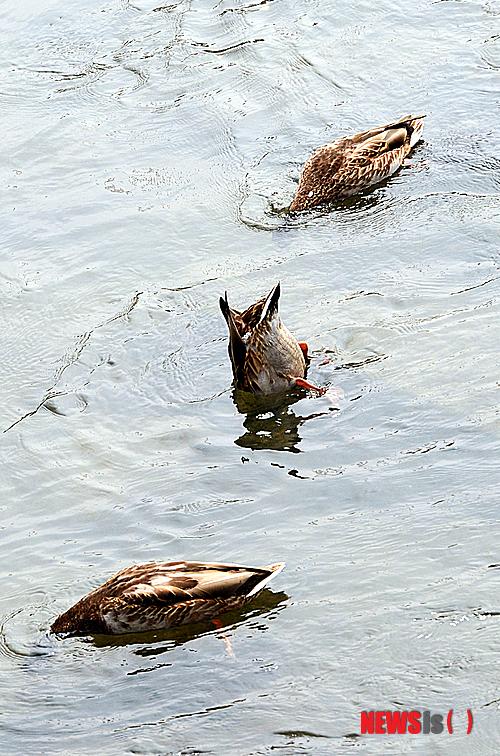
[295, 377, 327, 395]
[212, 618, 235, 657]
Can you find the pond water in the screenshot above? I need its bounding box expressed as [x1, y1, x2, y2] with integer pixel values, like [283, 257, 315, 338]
[1, 0, 500, 753]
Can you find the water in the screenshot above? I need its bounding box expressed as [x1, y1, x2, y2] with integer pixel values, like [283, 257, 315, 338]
[1, 0, 500, 752]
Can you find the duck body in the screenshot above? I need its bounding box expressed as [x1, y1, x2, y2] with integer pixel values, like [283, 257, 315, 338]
[289, 114, 425, 212]
[51, 561, 285, 636]
[220, 283, 307, 395]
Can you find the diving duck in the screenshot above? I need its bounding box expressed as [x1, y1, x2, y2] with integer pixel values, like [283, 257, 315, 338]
[51, 561, 285, 636]
[289, 114, 425, 212]
[220, 282, 324, 395]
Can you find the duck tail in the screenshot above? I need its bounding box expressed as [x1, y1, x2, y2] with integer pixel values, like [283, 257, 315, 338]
[247, 562, 286, 597]
[408, 115, 425, 148]
[220, 293, 247, 378]
[259, 282, 281, 325]
[385, 114, 425, 147]
[388, 114, 426, 128]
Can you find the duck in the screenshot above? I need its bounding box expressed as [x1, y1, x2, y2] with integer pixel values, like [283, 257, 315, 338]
[51, 561, 285, 636]
[219, 282, 325, 395]
[289, 114, 425, 212]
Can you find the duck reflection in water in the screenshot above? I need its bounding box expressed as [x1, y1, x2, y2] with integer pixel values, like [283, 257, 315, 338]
[232, 388, 332, 453]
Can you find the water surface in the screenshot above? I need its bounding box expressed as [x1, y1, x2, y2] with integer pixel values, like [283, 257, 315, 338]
[2, 0, 500, 753]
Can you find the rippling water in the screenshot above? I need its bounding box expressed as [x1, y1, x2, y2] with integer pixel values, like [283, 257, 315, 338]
[2, 0, 500, 753]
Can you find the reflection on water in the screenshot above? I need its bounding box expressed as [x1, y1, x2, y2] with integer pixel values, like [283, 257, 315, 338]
[232, 388, 331, 452]
[274, 729, 333, 741]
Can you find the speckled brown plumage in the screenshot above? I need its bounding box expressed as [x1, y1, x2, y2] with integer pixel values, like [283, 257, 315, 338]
[51, 561, 285, 636]
[220, 282, 308, 395]
[289, 114, 425, 212]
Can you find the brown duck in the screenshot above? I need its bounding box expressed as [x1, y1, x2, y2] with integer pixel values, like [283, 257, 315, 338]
[51, 561, 285, 636]
[289, 114, 425, 212]
[220, 282, 324, 395]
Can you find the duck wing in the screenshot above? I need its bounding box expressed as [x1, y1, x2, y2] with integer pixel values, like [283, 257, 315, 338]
[347, 114, 425, 166]
[118, 561, 279, 602]
[105, 562, 285, 632]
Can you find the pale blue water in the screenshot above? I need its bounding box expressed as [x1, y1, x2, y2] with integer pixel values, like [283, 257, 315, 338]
[2, 0, 500, 753]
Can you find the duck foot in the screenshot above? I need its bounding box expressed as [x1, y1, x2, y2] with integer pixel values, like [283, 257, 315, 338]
[296, 379, 345, 407]
[295, 377, 327, 395]
[212, 618, 235, 658]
